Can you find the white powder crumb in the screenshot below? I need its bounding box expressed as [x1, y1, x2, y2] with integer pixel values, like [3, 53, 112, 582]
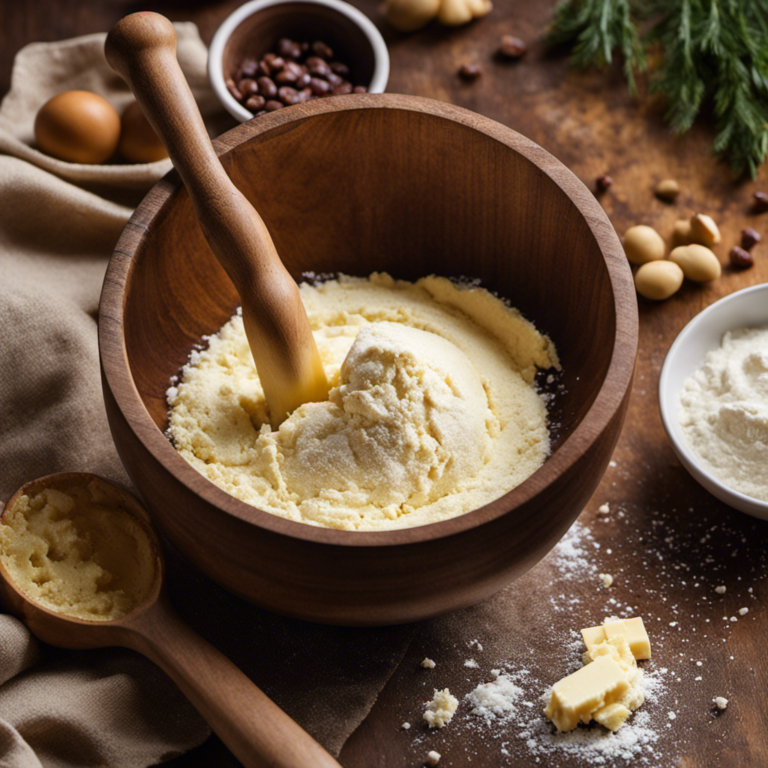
[402, 722, 411, 730]
[714, 697, 729, 710]
[421, 658, 437, 669]
[730, 616, 737, 622]
[424, 689, 458, 728]
[553, 521, 598, 580]
[668, 711, 677, 720]
[598, 503, 610, 515]
[739, 607, 749, 615]
[715, 585, 726, 594]
[599, 573, 614, 587]
[426, 750, 441, 766]
[466, 674, 525, 723]
[465, 658, 479, 668]
[468, 639, 484, 652]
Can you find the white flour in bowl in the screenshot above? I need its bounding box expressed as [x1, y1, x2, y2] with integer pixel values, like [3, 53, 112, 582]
[679, 326, 768, 502]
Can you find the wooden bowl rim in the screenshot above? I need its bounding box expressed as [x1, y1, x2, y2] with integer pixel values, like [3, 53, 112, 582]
[100, 93, 638, 548]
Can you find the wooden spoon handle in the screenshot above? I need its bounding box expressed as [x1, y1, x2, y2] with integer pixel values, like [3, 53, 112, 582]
[122, 595, 342, 768]
[105, 12, 328, 426]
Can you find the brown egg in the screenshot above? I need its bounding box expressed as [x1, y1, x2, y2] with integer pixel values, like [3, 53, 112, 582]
[34, 90, 121, 164]
[119, 101, 168, 164]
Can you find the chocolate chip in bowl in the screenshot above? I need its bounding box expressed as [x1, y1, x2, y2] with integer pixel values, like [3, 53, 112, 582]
[208, 0, 389, 122]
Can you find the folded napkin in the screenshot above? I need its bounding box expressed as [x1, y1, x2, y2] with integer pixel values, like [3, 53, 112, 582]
[0, 25, 413, 768]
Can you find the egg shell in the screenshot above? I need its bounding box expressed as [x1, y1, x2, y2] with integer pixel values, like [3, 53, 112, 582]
[119, 101, 169, 164]
[34, 90, 121, 165]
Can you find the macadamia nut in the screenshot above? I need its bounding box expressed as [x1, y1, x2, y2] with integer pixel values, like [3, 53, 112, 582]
[669, 244, 721, 282]
[673, 219, 693, 246]
[623, 225, 665, 265]
[654, 179, 680, 201]
[689, 214, 721, 247]
[635, 260, 684, 300]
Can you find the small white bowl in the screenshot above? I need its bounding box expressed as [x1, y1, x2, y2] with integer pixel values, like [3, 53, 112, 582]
[659, 282, 768, 521]
[208, 0, 390, 123]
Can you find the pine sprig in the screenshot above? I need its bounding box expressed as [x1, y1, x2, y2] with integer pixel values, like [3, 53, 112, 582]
[548, 0, 646, 93]
[547, 0, 768, 178]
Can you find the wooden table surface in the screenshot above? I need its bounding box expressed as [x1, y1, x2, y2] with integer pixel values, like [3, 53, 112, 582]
[4, 2, 767, 767]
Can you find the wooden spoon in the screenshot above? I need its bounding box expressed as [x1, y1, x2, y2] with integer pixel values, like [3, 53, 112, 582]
[105, 12, 329, 428]
[0, 473, 341, 768]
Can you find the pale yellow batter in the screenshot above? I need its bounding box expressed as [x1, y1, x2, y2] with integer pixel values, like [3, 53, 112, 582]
[167, 273, 560, 531]
[0, 479, 155, 621]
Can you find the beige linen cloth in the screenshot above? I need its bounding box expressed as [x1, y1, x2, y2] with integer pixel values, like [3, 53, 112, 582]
[0, 26, 413, 767]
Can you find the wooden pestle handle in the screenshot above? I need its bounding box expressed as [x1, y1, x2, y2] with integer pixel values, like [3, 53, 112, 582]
[122, 592, 342, 768]
[105, 12, 328, 427]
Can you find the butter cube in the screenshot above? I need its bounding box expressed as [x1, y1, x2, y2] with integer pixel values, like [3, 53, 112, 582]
[581, 617, 651, 661]
[581, 624, 607, 652]
[588, 634, 635, 672]
[544, 655, 629, 732]
[593, 702, 632, 732]
[604, 617, 651, 660]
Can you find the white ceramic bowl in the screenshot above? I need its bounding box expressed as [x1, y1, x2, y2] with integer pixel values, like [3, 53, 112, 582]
[659, 282, 768, 521]
[208, 0, 389, 122]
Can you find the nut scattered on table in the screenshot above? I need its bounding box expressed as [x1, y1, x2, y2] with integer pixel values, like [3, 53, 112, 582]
[740, 228, 761, 250]
[654, 178, 680, 202]
[753, 191, 768, 213]
[382, 0, 491, 31]
[729, 245, 754, 269]
[499, 35, 527, 59]
[689, 213, 721, 247]
[595, 174, 613, 193]
[673, 219, 693, 246]
[458, 62, 482, 80]
[669, 244, 721, 282]
[623, 225, 665, 265]
[634, 260, 684, 300]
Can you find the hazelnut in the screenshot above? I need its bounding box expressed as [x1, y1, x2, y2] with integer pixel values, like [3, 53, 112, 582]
[654, 179, 680, 202]
[623, 225, 665, 265]
[669, 244, 721, 282]
[689, 213, 721, 247]
[596, 174, 613, 193]
[635, 260, 684, 300]
[741, 228, 761, 251]
[499, 35, 527, 59]
[458, 63, 482, 80]
[729, 246, 754, 269]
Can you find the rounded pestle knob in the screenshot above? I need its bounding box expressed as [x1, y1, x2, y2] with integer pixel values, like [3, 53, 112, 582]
[105, 12, 329, 427]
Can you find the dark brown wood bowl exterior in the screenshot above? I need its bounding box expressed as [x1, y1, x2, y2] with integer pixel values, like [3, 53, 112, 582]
[99, 94, 637, 625]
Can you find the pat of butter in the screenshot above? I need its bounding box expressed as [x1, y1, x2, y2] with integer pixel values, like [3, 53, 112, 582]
[581, 616, 651, 660]
[544, 655, 629, 732]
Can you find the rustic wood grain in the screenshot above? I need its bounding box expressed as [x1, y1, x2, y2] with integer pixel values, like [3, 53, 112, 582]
[3, 1, 767, 767]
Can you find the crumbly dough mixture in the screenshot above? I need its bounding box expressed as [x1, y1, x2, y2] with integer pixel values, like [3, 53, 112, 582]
[679, 326, 768, 501]
[0, 480, 155, 621]
[167, 273, 560, 531]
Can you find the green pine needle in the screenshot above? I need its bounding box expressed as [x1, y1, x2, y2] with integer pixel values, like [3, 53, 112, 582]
[547, 0, 768, 177]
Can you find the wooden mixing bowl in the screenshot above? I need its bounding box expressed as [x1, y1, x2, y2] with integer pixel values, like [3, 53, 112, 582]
[100, 94, 637, 626]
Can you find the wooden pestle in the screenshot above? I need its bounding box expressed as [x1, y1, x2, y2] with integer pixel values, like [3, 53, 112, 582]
[105, 12, 329, 428]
